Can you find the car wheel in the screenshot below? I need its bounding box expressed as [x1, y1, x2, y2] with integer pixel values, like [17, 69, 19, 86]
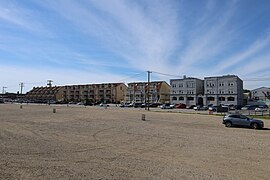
[225, 121, 232, 127]
[251, 123, 259, 129]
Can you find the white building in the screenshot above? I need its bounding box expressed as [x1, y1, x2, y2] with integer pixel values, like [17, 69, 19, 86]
[251, 87, 270, 101]
[170, 77, 204, 107]
[204, 75, 243, 106]
[170, 75, 244, 107]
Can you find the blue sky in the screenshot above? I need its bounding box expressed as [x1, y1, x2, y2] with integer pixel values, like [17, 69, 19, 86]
[0, 0, 270, 93]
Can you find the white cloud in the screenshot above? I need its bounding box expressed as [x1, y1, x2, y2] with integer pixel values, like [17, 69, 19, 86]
[1, 0, 270, 92]
[175, 1, 238, 74]
[36, 0, 180, 73]
[213, 35, 270, 74]
[0, 64, 128, 93]
[0, 3, 52, 35]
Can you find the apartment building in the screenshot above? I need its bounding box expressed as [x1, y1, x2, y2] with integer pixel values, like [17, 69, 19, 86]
[125, 81, 170, 103]
[170, 77, 204, 107]
[61, 83, 127, 103]
[26, 86, 64, 103]
[204, 75, 243, 106]
[251, 87, 270, 101]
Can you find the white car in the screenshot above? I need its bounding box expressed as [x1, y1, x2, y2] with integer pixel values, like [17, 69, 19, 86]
[255, 106, 268, 112]
[100, 103, 109, 107]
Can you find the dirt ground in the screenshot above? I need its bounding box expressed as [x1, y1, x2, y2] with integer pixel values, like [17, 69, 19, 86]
[0, 104, 270, 179]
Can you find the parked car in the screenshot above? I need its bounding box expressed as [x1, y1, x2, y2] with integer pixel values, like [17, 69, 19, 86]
[187, 105, 196, 109]
[255, 105, 268, 112]
[223, 114, 264, 129]
[149, 103, 161, 107]
[241, 105, 257, 110]
[234, 105, 242, 110]
[84, 102, 93, 106]
[140, 103, 146, 108]
[133, 103, 143, 108]
[208, 106, 217, 112]
[194, 105, 208, 111]
[175, 103, 186, 109]
[217, 105, 229, 112]
[99, 103, 109, 107]
[160, 103, 173, 109]
[120, 103, 130, 108]
[226, 104, 235, 110]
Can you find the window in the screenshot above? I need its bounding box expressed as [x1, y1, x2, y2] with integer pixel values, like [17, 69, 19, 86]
[219, 97, 225, 101]
[228, 97, 235, 101]
[228, 90, 234, 94]
[207, 90, 215, 94]
[187, 97, 194, 101]
[179, 83, 183, 87]
[179, 97, 184, 100]
[207, 97, 215, 101]
[186, 81, 195, 88]
[230, 115, 240, 118]
[219, 90, 225, 94]
[172, 97, 177, 101]
[228, 82, 234, 86]
[207, 81, 215, 87]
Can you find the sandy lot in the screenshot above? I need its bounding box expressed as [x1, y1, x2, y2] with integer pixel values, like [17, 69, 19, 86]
[0, 104, 270, 179]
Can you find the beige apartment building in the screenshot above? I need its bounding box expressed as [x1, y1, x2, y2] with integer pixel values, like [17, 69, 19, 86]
[26, 86, 64, 103]
[26, 83, 127, 104]
[61, 83, 127, 104]
[125, 81, 170, 103]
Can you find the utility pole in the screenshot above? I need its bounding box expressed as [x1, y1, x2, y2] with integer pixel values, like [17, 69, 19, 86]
[2, 86, 7, 94]
[19, 83, 24, 103]
[147, 71, 152, 111]
[1, 86, 6, 101]
[47, 80, 53, 105]
[47, 80, 53, 87]
[19, 82, 24, 94]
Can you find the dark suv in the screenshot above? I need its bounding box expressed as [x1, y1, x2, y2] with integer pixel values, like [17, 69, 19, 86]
[223, 114, 264, 129]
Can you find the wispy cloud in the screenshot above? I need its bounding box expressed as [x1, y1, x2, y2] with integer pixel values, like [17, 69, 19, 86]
[0, 2, 52, 35]
[37, 0, 180, 72]
[0, 0, 270, 92]
[0, 64, 127, 93]
[175, 1, 239, 73]
[213, 34, 270, 74]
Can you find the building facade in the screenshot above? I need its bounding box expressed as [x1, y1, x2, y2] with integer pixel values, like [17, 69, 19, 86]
[61, 83, 127, 104]
[26, 83, 127, 104]
[170, 77, 204, 107]
[251, 87, 270, 101]
[25, 86, 64, 103]
[125, 81, 170, 104]
[204, 75, 243, 106]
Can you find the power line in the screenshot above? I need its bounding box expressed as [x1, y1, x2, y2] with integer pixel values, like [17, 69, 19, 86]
[118, 71, 146, 82]
[151, 71, 182, 78]
[24, 81, 47, 85]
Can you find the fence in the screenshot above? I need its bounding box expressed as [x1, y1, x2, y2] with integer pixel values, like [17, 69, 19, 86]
[231, 110, 270, 117]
